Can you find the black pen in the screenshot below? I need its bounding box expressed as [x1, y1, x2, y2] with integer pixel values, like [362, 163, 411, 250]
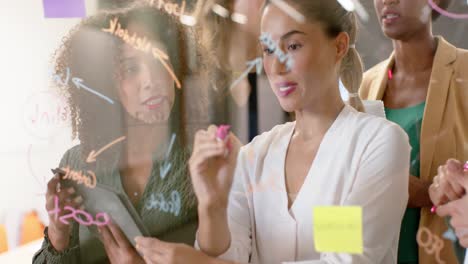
[51, 168, 67, 177]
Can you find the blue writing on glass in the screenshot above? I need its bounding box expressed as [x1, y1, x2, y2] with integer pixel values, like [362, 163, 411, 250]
[229, 57, 263, 91]
[49, 67, 114, 104]
[71, 77, 114, 104]
[145, 190, 181, 216]
[259, 32, 294, 70]
[160, 133, 176, 179]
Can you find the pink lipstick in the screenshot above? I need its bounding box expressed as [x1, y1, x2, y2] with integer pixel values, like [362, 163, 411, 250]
[276, 82, 297, 97]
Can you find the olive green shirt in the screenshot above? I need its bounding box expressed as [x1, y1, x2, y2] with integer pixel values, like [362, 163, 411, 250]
[33, 145, 198, 264]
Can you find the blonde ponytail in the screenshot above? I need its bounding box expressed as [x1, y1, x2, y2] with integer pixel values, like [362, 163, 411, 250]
[340, 47, 365, 112]
[339, 12, 365, 112]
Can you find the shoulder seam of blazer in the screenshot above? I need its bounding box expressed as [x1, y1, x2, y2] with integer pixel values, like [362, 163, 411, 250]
[433, 36, 457, 66]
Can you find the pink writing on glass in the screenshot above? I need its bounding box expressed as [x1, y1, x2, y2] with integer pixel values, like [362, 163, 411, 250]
[428, 0, 468, 20]
[23, 91, 70, 139]
[48, 195, 110, 227]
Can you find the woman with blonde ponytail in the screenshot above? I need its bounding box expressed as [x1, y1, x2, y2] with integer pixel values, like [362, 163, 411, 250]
[185, 0, 413, 262]
[136, 1, 411, 263]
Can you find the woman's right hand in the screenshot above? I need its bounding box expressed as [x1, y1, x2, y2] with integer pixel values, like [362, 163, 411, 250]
[189, 125, 241, 209]
[429, 159, 466, 206]
[45, 174, 83, 251]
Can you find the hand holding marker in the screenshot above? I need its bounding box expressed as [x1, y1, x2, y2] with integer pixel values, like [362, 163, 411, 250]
[431, 161, 468, 213]
[50, 168, 110, 227]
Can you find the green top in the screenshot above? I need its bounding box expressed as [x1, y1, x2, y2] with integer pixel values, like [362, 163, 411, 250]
[32, 144, 198, 264]
[385, 102, 425, 264]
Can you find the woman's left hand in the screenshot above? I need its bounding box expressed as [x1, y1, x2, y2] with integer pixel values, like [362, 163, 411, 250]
[437, 174, 468, 248]
[429, 159, 466, 206]
[99, 222, 145, 264]
[135, 237, 218, 264]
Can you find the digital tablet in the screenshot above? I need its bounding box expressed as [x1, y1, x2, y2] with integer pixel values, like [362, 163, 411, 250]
[52, 168, 150, 248]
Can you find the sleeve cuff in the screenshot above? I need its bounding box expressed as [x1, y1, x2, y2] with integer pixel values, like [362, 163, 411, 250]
[37, 226, 80, 262]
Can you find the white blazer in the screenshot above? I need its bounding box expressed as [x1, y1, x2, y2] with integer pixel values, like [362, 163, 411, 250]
[197, 105, 411, 264]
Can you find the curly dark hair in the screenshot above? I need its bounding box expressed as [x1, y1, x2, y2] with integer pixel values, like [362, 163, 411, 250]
[432, 0, 453, 20]
[51, 2, 217, 164]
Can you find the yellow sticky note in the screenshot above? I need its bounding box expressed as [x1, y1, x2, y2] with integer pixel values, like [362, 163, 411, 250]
[313, 206, 363, 254]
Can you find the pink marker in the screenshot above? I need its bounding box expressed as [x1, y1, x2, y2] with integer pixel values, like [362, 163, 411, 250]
[216, 125, 231, 157]
[388, 69, 393, 80]
[216, 125, 231, 141]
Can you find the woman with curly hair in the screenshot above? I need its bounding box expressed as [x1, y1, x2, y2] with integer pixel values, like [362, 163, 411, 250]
[32, 3, 212, 263]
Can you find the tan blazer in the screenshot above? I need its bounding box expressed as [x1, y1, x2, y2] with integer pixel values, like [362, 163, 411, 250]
[360, 36, 468, 264]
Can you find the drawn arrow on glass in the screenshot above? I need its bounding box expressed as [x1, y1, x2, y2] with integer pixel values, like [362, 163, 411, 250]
[229, 57, 263, 91]
[86, 136, 126, 163]
[72, 77, 114, 104]
[160, 133, 176, 179]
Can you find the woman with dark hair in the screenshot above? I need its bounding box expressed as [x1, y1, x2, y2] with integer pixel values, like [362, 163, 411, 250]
[135, 0, 410, 263]
[360, 0, 468, 263]
[32, 3, 213, 263]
